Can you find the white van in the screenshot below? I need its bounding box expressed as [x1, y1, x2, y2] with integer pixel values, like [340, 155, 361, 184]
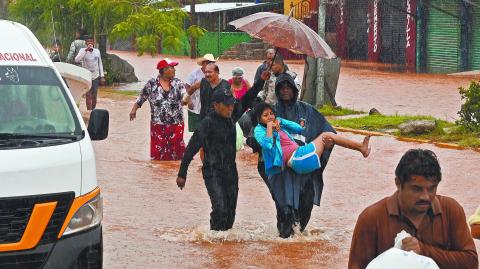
[0, 20, 108, 268]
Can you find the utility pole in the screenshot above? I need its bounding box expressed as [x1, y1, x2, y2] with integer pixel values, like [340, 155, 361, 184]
[301, 0, 328, 107]
[315, 0, 326, 106]
[190, 0, 198, 58]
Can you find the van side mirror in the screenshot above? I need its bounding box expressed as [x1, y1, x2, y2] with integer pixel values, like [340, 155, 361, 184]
[88, 109, 109, 140]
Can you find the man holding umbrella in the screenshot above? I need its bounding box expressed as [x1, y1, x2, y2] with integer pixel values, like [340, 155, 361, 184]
[257, 54, 301, 105]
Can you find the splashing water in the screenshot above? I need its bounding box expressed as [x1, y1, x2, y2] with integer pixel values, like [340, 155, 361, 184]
[156, 222, 351, 244]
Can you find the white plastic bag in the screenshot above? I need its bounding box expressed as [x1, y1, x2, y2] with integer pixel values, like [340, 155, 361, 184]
[366, 230, 439, 269]
[366, 248, 439, 269]
[394, 230, 411, 249]
[236, 122, 244, 151]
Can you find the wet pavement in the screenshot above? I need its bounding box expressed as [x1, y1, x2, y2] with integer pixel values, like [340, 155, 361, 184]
[111, 50, 476, 120]
[88, 52, 480, 268]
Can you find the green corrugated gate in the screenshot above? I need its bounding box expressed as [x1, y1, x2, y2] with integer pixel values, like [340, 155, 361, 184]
[470, 7, 480, 70]
[161, 32, 252, 57]
[426, 0, 460, 73]
[197, 32, 252, 57]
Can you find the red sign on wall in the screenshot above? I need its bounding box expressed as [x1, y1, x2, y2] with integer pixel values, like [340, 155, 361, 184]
[368, 0, 381, 62]
[405, 0, 417, 72]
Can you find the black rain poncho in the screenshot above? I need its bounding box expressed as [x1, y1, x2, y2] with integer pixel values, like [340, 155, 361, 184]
[268, 73, 336, 237]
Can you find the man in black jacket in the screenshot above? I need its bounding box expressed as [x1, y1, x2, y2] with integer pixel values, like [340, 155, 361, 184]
[176, 71, 269, 231]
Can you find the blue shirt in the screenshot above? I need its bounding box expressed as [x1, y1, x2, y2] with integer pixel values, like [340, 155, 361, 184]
[254, 117, 303, 176]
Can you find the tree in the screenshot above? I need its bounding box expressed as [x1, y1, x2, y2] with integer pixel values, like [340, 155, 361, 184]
[8, 0, 131, 53]
[110, 0, 206, 56]
[8, 0, 205, 57]
[189, 0, 197, 58]
[0, 0, 8, 19]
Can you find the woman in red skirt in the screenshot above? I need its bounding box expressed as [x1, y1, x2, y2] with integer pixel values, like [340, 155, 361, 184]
[129, 58, 188, 160]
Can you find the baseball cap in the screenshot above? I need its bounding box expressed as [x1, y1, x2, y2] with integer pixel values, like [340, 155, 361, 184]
[156, 58, 179, 70]
[232, 67, 244, 76]
[212, 87, 236, 105]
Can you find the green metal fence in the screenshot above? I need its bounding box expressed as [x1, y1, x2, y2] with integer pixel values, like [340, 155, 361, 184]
[161, 32, 251, 57]
[198, 32, 252, 57]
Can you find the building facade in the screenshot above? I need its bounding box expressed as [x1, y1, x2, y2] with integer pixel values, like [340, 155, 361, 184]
[287, 0, 480, 73]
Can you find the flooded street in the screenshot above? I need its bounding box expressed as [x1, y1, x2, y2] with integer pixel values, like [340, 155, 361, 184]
[112, 50, 475, 120]
[92, 53, 479, 268]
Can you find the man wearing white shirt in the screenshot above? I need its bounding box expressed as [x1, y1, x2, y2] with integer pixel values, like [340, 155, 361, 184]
[185, 53, 216, 132]
[75, 36, 105, 110]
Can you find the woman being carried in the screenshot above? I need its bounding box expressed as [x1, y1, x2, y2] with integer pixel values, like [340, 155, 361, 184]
[253, 103, 371, 176]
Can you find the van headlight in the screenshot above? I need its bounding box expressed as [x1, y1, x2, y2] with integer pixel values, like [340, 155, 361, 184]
[62, 194, 103, 236]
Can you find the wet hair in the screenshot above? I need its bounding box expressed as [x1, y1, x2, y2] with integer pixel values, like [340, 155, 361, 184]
[253, 102, 275, 126]
[78, 28, 88, 40]
[207, 63, 220, 73]
[395, 149, 442, 185]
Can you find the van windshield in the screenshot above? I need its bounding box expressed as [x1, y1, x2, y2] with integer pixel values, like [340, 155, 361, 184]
[0, 66, 82, 140]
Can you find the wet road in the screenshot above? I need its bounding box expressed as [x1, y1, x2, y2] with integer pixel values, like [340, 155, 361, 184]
[112, 50, 475, 120]
[92, 95, 480, 268]
[89, 53, 480, 268]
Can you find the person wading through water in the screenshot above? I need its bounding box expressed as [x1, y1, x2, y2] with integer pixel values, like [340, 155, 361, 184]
[129, 58, 188, 160]
[176, 69, 270, 231]
[256, 73, 336, 238]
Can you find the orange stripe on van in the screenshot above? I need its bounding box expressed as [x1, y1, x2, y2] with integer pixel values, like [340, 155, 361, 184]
[57, 187, 100, 238]
[0, 202, 57, 252]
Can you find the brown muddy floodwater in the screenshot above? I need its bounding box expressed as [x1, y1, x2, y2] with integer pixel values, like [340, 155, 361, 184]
[113, 50, 476, 121]
[89, 91, 479, 269]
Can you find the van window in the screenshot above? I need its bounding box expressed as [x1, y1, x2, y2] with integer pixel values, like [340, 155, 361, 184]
[0, 66, 82, 145]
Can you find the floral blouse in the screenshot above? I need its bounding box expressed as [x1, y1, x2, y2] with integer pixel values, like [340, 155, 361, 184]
[136, 77, 186, 125]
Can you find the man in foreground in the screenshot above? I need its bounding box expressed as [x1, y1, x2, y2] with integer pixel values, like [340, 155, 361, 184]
[348, 149, 478, 269]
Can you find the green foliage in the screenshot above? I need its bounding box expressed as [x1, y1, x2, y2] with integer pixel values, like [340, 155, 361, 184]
[330, 115, 441, 131]
[318, 105, 364, 116]
[7, 0, 205, 58]
[457, 81, 480, 131]
[101, 88, 139, 96]
[110, 5, 206, 56]
[187, 25, 207, 39]
[162, 35, 191, 56]
[331, 114, 480, 148]
[8, 0, 134, 48]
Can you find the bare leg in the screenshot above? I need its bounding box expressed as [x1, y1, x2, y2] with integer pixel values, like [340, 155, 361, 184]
[311, 132, 371, 158]
[85, 91, 93, 110]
